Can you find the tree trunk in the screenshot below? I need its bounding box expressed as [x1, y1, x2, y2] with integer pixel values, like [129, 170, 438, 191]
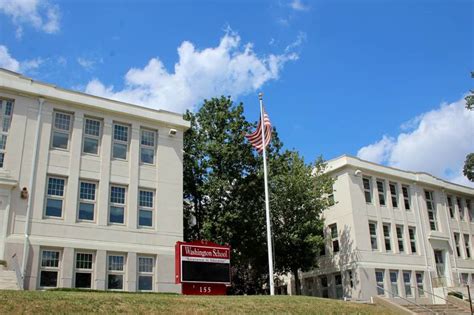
[292, 268, 301, 295]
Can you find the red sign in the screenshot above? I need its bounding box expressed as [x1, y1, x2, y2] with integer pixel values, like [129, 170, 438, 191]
[175, 240, 231, 295]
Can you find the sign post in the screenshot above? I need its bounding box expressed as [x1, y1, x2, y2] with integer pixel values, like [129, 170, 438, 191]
[175, 240, 231, 295]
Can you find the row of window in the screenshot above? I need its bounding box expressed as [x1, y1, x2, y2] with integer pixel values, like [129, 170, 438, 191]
[453, 232, 473, 260]
[39, 249, 155, 291]
[0, 99, 13, 168]
[447, 195, 472, 222]
[45, 176, 155, 227]
[363, 177, 411, 210]
[52, 111, 157, 165]
[368, 222, 417, 254]
[375, 270, 425, 299]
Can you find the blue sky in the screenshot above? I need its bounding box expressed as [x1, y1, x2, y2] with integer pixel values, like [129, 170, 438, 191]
[0, 0, 473, 186]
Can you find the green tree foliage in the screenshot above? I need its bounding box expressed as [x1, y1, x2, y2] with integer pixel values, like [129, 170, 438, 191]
[463, 153, 474, 182]
[183, 96, 333, 294]
[465, 72, 474, 110]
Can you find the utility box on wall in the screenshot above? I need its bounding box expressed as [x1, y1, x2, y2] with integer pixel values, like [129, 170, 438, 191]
[175, 240, 231, 295]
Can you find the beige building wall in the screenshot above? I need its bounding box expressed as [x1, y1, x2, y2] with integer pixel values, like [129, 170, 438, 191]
[0, 69, 189, 292]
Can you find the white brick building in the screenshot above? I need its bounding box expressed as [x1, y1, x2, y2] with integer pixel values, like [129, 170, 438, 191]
[289, 155, 474, 304]
[0, 69, 189, 291]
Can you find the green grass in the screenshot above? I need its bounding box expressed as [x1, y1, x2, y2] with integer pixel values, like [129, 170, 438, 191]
[0, 290, 397, 314]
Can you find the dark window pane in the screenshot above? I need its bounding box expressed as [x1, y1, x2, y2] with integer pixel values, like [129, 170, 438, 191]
[113, 143, 127, 159]
[79, 203, 94, 221]
[138, 275, 153, 291]
[140, 148, 154, 164]
[75, 273, 92, 288]
[46, 199, 62, 217]
[109, 206, 124, 223]
[52, 131, 69, 149]
[83, 137, 99, 154]
[139, 210, 153, 227]
[108, 274, 123, 290]
[40, 271, 58, 287]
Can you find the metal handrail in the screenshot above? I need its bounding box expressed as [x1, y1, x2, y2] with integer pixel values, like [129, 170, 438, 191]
[10, 253, 23, 290]
[409, 284, 470, 311]
[375, 285, 435, 314]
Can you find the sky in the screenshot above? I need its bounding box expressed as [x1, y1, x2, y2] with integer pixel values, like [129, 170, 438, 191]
[0, 0, 473, 187]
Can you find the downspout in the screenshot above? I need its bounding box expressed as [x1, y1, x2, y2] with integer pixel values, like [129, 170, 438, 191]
[413, 181, 435, 304]
[20, 97, 44, 283]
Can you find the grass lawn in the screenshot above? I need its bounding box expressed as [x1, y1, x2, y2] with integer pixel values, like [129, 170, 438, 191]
[0, 290, 397, 314]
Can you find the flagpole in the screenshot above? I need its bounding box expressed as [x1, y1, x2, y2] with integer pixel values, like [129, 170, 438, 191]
[258, 92, 275, 296]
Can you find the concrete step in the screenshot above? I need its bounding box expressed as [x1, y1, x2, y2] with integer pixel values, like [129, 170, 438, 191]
[404, 303, 470, 314]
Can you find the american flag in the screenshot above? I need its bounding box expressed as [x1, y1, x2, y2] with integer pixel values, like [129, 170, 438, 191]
[245, 108, 272, 153]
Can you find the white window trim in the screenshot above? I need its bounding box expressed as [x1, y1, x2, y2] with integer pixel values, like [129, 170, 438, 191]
[109, 185, 127, 225]
[425, 190, 438, 231]
[396, 225, 405, 253]
[107, 253, 126, 291]
[39, 248, 62, 289]
[383, 224, 391, 252]
[376, 179, 386, 207]
[82, 117, 102, 156]
[402, 185, 410, 211]
[0, 99, 14, 168]
[464, 234, 471, 259]
[363, 177, 372, 204]
[74, 251, 95, 289]
[138, 189, 155, 229]
[137, 255, 155, 292]
[112, 122, 130, 161]
[51, 111, 73, 151]
[44, 176, 66, 219]
[140, 128, 157, 165]
[403, 271, 413, 297]
[369, 222, 378, 251]
[329, 224, 339, 253]
[389, 182, 399, 208]
[77, 180, 98, 222]
[416, 272, 425, 297]
[408, 227, 417, 254]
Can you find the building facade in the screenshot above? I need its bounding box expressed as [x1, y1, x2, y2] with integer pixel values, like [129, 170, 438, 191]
[0, 69, 189, 292]
[292, 155, 474, 304]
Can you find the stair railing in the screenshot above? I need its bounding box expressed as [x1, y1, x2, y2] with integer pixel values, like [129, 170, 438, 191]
[375, 285, 435, 314]
[10, 253, 23, 290]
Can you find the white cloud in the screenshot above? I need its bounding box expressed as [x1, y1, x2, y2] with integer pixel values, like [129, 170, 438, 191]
[85, 31, 300, 113]
[0, 0, 60, 37]
[0, 45, 45, 73]
[357, 98, 474, 187]
[289, 0, 309, 11]
[77, 57, 103, 71]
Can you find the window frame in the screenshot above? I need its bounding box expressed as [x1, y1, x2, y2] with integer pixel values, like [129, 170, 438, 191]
[389, 182, 398, 208]
[376, 179, 386, 206]
[369, 222, 378, 250]
[112, 122, 130, 161]
[447, 196, 455, 219]
[363, 177, 372, 204]
[403, 271, 412, 297]
[375, 270, 385, 296]
[457, 197, 466, 221]
[383, 223, 391, 252]
[44, 176, 66, 219]
[389, 270, 399, 298]
[334, 273, 343, 299]
[408, 227, 417, 254]
[140, 128, 157, 165]
[425, 190, 438, 231]
[396, 225, 405, 253]
[109, 185, 127, 225]
[39, 249, 61, 289]
[107, 253, 126, 291]
[402, 185, 410, 210]
[138, 189, 155, 228]
[320, 275, 329, 298]
[137, 255, 155, 292]
[329, 224, 339, 253]
[0, 98, 14, 168]
[74, 251, 95, 289]
[464, 234, 471, 259]
[77, 180, 98, 222]
[416, 272, 425, 297]
[454, 233, 462, 258]
[82, 117, 102, 156]
[51, 111, 73, 151]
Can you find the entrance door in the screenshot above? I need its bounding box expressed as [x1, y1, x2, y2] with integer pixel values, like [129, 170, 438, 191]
[434, 250, 446, 286]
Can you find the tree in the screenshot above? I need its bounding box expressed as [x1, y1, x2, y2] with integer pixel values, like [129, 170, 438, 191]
[464, 153, 474, 182]
[465, 72, 474, 110]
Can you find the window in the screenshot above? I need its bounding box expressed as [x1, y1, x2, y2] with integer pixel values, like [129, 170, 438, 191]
[45, 177, 66, 218]
[383, 224, 391, 252]
[138, 256, 154, 291]
[454, 233, 462, 258]
[464, 234, 471, 259]
[140, 129, 156, 164]
[425, 190, 438, 231]
[447, 196, 455, 219]
[376, 180, 386, 206]
[461, 273, 469, 285]
[389, 271, 399, 297]
[396, 225, 404, 253]
[363, 177, 372, 203]
[52, 111, 72, 150]
[408, 227, 417, 254]
[334, 274, 343, 299]
[416, 272, 425, 297]
[138, 190, 154, 227]
[107, 254, 125, 290]
[403, 272, 412, 297]
[467, 200, 473, 222]
[375, 270, 385, 295]
[78, 181, 97, 221]
[83, 118, 101, 155]
[109, 186, 126, 224]
[0, 99, 13, 168]
[389, 183, 398, 208]
[369, 222, 378, 250]
[75, 252, 93, 288]
[330, 224, 339, 253]
[112, 123, 129, 160]
[40, 249, 60, 288]
[457, 197, 465, 221]
[320, 276, 328, 298]
[402, 185, 410, 210]
[347, 270, 354, 288]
